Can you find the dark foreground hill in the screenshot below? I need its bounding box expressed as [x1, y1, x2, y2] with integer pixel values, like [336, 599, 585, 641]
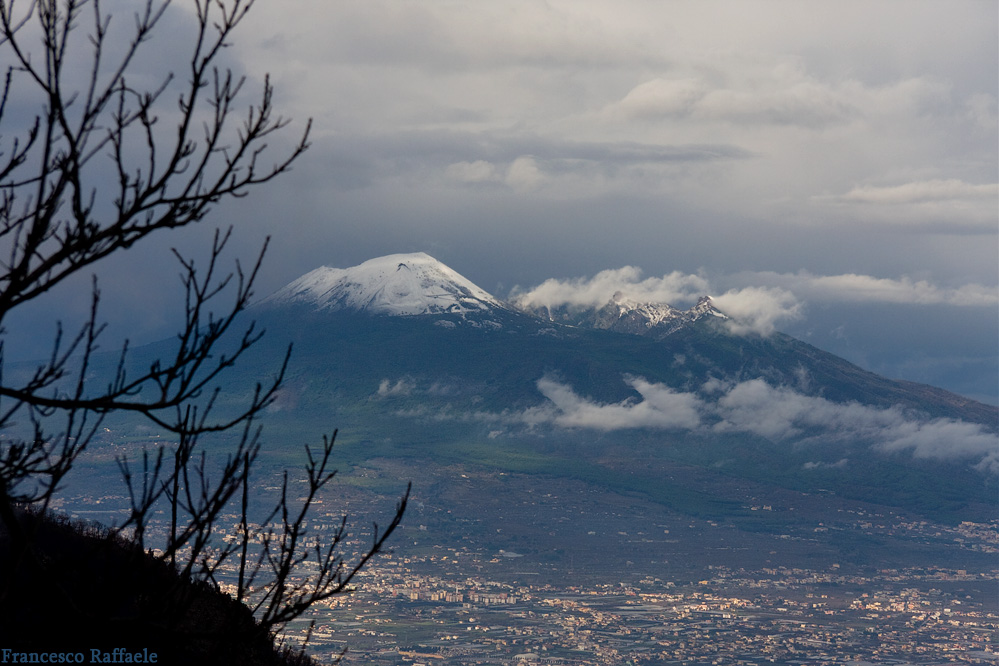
[0, 507, 321, 665]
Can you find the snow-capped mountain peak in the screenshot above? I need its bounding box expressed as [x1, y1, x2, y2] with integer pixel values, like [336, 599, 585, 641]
[264, 252, 502, 316]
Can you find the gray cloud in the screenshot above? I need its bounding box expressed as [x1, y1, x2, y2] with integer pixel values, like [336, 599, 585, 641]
[729, 271, 998, 307]
[319, 129, 753, 191]
[607, 72, 861, 128]
[803, 459, 849, 470]
[812, 179, 998, 232]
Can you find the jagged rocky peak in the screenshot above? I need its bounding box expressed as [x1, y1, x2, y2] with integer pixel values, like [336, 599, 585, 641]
[601, 291, 684, 326]
[596, 293, 726, 338]
[521, 291, 726, 339]
[690, 295, 723, 317]
[263, 252, 503, 316]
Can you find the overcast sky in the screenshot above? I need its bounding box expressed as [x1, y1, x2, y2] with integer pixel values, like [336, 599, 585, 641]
[6, 1, 998, 405]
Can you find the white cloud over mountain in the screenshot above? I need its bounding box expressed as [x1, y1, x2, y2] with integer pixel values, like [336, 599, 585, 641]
[505, 376, 999, 473]
[512, 267, 709, 310]
[380, 368, 998, 473]
[708, 287, 801, 335]
[512, 266, 995, 338]
[524, 376, 703, 431]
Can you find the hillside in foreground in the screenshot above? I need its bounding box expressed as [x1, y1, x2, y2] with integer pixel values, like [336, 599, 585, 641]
[0, 507, 322, 665]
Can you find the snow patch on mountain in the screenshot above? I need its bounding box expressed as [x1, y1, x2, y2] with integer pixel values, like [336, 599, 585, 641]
[521, 292, 726, 340]
[264, 252, 502, 316]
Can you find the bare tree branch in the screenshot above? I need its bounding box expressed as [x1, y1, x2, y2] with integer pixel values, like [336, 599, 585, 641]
[0, 1, 405, 659]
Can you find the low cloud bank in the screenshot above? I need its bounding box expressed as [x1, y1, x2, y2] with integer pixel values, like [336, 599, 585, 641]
[374, 373, 998, 472]
[503, 375, 999, 473]
[836, 179, 998, 205]
[737, 271, 998, 307]
[714, 379, 999, 472]
[521, 375, 703, 431]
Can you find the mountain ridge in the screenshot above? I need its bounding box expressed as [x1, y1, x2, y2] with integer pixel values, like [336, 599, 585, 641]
[520, 293, 728, 340]
[255, 253, 997, 427]
[259, 254, 994, 418]
[263, 253, 740, 340]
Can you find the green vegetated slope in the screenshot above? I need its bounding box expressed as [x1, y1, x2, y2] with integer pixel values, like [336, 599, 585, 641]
[51, 302, 996, 545]
[228, 307, 998, 526]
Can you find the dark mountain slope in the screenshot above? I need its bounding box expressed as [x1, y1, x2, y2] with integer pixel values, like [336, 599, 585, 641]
[246, 304, 996, 427]
[662, 320, 997, 424]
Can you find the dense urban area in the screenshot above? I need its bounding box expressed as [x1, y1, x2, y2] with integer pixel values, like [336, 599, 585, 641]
[294, 554, 999, 665]
[57, 477, 998, 666]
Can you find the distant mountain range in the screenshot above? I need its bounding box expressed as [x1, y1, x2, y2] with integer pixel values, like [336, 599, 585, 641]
[524, 293, 725, 338]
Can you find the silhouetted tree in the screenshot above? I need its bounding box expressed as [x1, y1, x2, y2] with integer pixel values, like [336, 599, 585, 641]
[0, 0, 406, 659]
